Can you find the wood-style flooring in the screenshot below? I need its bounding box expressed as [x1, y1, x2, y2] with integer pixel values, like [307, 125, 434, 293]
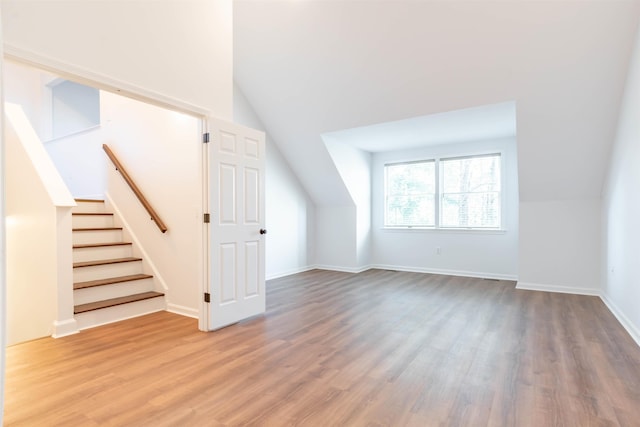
[5, 269, 640, 426]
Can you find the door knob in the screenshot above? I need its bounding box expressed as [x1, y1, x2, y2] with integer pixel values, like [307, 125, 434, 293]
[260, 229, 267, 235]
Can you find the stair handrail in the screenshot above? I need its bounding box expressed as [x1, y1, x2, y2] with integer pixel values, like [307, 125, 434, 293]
[102, 144, 168, 233]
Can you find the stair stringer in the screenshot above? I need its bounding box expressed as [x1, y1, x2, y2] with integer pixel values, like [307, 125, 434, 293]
[104, 193, 169, 295]
[104, 194, 199, 319]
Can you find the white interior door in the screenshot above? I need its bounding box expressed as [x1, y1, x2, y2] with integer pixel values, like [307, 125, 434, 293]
[206, 118, 266, 330]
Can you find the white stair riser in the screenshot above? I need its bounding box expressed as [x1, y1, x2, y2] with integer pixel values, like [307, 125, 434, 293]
[72, 202, 106, 214]
[74, 261, 143, 282]
[73, 229, 123, 245]
[74, 278, 156, 305]
[73, 245, 132, 263]
[75, 296, 166, 330]
[72, 215, 114, 228]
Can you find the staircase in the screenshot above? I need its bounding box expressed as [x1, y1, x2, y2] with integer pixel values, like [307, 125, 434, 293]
[72, 199, 165, 329]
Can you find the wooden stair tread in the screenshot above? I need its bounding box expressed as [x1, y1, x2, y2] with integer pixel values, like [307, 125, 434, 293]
[74, 199, 104, 203]
[72, 212, 113, 216]
[73, 257, 142, 268]
[73, 227, 123, 232]
[74, 291, 164, 314]
[73, 242, 132, 249]
[74, 274, 154, 290]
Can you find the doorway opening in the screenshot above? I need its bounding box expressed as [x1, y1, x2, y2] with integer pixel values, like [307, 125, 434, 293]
[4, 59, 206, 344]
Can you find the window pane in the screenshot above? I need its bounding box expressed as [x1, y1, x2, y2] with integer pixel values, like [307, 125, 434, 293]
[441, 154, 501, 228]
[441, 192, 501, 228]
[385, 161, 435, 226]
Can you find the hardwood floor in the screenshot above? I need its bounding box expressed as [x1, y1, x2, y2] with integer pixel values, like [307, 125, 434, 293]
[5, 269, 640, 426]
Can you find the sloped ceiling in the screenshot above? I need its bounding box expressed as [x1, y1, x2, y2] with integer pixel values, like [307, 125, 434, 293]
[321, 101, 516, 153]
[234, 0, 640, 205]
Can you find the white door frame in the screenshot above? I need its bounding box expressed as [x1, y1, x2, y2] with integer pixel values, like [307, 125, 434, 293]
[200, 118, 211, 331]
[3, 51, 211, 331]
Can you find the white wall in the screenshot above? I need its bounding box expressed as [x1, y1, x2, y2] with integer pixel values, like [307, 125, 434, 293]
[2, 60, 52, 139]
[601, 21, 640, 345]
[1, 18, 7, 423]
[372, 137, 519, 280]
[233, 84, 315, 278]
[102, 92, 202, 317]
[5, 104, 75, 345]
[518, 199, 601, 294]
[1, 0, 232, 119]
[315, 206, 359, 271]
[3, 61, 108, 198]
[324, 140, 372, 269]
[45, 127, 106, 198]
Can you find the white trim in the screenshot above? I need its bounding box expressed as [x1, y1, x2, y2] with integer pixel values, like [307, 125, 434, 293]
[600, 293, 640, 348]
[289, 264, 517, 280]
[105, 193, 170, 294]
[266, 266, 316, 280]
[51, 318, 79, 338]
[200, 118, 210, 332]
[45, 77, 66, 88]
[4, 44, 210, 118]
[381, 227, 507, 234]
[372, 264, 517, 281]
[74, 194, 104, 201]
[44, 124, 101, 144]
[313, 264, 374, 274]
[0, 29, 6, 426]
[262, 265, 640, 351]
[515, 281, 600, 296]
[167, 303, 199, 319]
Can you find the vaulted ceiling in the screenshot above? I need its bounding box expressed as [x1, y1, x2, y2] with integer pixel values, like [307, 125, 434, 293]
[234, 0, 640, 205]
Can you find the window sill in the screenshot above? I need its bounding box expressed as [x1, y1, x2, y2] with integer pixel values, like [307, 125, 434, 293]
[381, 227, 507, 235]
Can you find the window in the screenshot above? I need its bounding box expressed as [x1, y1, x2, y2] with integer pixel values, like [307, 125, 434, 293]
[440, 154, 501, 228]
[385, 161, 435, 227]
[384, 153, 502, 229]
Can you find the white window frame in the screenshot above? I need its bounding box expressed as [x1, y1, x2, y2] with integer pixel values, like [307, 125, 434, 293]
[383, 151, 505, 231]
[439, 153, 502, 230]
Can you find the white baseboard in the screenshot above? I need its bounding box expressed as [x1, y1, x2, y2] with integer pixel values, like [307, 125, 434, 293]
[600, 293, 640, 348]
[52, 318, 79, 339]
[313, 264, 373, 274]
[74, 194, 104, 201]
[167, 303, 199, 319]
[286, 264, 517, 280]
[372, 264, 518, 281]
[515, 281, 600, 296]
[266, 266, 317, 280]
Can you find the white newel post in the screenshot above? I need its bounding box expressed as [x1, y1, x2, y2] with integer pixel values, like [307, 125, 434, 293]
[52, 206, 78, 338]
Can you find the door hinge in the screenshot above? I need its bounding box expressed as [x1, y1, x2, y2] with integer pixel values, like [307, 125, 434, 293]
[204, 213, 210, 223]
[203, 132, 210, 143]
[204, 292, 211, 303]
